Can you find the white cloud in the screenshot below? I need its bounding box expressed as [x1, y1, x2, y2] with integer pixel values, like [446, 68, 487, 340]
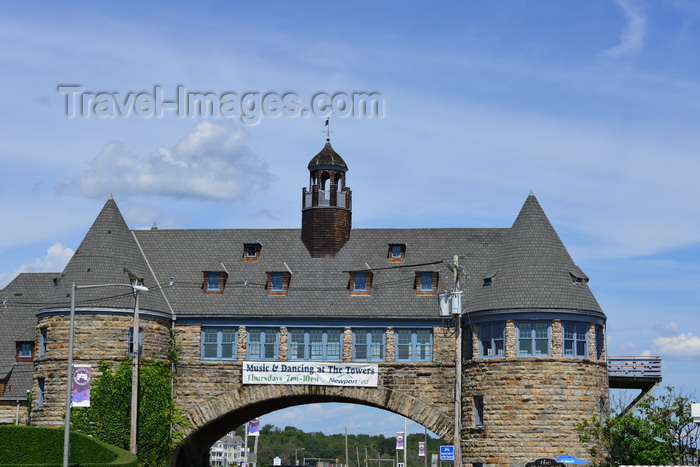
[603, 0, 646, 57]
[653, 332, 700, 359]
[57, 121, 272, 201]
[5, 243, 74, 284]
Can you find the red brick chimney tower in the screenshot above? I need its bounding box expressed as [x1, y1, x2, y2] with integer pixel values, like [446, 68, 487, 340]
[301, 138, 352, 258]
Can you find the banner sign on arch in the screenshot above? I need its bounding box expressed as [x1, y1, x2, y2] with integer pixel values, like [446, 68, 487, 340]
[242, 361, 378, 387]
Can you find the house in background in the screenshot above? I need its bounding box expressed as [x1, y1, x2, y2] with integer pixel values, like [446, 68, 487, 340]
[209, 433, 244, 466]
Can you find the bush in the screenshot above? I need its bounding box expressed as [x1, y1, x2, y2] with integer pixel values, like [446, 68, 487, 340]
[0, 425, 137, 466]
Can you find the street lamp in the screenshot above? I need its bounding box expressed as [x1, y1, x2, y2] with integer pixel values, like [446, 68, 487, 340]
[63, 282, 148, 467]
[295, 447, 305, 465]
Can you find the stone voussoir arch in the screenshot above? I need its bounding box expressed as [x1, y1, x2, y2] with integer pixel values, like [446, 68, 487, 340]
[179, 383, 454, 442]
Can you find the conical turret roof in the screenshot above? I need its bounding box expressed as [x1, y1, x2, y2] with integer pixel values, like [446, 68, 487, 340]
[307, 139, 348, 170]
[467, 193, 602, 313]
[44, 199, 170, 313]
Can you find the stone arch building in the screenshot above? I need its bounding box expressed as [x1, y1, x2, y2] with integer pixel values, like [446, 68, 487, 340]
[0, 138, 660, 466]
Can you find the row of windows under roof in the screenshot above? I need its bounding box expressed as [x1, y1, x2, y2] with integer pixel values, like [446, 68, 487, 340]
[473, 320, 604, 359]
[202, 270, 439, 295]
[201, 327, 432, 362]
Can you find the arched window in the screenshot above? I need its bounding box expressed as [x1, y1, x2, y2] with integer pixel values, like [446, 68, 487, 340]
[321, 172, 330, 191]
[334, 173, 343, 191]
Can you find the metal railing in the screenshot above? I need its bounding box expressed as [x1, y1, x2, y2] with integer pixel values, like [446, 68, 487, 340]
[608, 355, 662, 379]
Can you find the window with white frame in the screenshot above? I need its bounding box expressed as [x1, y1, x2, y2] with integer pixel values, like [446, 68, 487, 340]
[244, 243, 261, 261]
[267, 271, 291, 295]
[517, 321, 550, 356]
[202, 327, 237, 360]
[18, 341, 32, 359]
[246, 328, 279, 360]
[479, 322, 505, 357]
[128, 327, 143, 357]
[563, 321, 588, 357]
[395, 329, 432, 361]
[415, 271, 438, 295]
[350, 271, 372, 295]
[388, 244, 405, 262]
[289, 328, 342, 361]
[353, 329, 385, 361]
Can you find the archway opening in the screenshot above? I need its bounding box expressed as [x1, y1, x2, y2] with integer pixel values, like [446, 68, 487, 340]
[175, 398, 445, 467]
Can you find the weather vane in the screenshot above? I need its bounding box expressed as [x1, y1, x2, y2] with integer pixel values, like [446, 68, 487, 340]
[323, 118, 333, 141]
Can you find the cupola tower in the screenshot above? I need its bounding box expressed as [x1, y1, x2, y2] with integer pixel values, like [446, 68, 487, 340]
[301, 138, 352, 257]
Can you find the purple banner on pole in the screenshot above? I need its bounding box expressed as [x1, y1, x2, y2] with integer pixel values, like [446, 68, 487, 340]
[72, 365, 91, 407]
[419, 442, 426, 457]
[396, 432, 404, 450]
[249, 417, 260, 436]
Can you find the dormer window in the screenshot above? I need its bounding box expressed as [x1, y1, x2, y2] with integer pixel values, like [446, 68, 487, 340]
[267, 271, 291, 295]
[416, 271, 438, 295]
[569, 271, 588, 285]
[16, 341, 33, 361]
[350, 271, 373, 295]
[244, 243, 261, 261]
[483, 272, 497, 287]
[204, 271, 227, 294]
[388, 244, 405, 262]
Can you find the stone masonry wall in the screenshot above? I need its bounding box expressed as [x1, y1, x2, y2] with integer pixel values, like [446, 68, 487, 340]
[463, 357, 608, 467]
[172, 323, 456, 439]
[31, 313, 171, 426]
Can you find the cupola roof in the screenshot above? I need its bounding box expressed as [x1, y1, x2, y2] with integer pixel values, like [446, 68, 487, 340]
[307, 139, 348, 171]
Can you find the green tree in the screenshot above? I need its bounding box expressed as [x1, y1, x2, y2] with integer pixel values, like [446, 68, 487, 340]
[576, 411, 667, 466]
[576, 386, 699, 466]
[637, 386, 698, 465]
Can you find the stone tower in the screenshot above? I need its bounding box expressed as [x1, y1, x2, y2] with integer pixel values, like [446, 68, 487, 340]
[462, 192, 609, 465]
[301, 139, 352, 258]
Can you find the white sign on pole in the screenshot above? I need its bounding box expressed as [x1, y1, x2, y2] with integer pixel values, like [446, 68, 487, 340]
[243, 361, 378, 387]
[692, 403, 700, 422]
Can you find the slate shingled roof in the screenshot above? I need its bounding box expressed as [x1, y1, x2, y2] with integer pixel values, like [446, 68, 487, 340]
[43, 198, 172, 316]
[467, 193, 602, 313]
[0, 273, 57, 397]
[32, 192, 601, 321]
[132, 227, 507, 319]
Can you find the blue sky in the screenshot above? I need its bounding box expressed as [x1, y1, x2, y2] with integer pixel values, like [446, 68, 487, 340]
[1, 0, 699, 436]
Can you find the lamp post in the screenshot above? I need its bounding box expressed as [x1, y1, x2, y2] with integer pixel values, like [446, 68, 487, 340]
[295, 448, 305, 465]
[63, 282, 148, 467]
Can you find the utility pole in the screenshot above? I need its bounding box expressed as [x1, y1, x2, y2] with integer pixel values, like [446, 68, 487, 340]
[345, 426, 349, 467]
[449, 255, 463, 467]
[403, 418, 407, 467]
[244, 421, 248, 464]
[424, 427, 428, 467]
[253, 429, 259, 467]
